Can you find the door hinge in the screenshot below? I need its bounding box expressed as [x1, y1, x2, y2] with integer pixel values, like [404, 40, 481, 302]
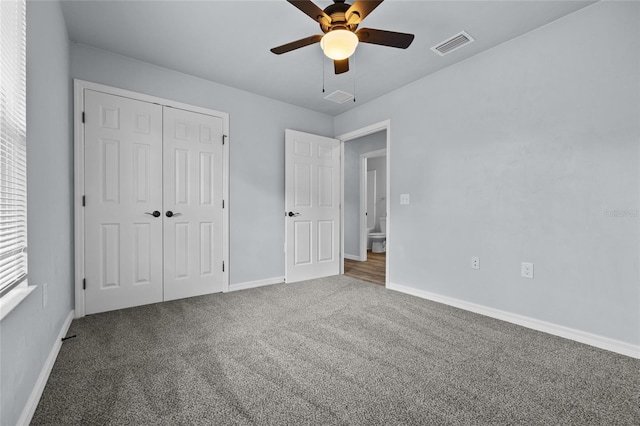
[222, 261, 225, 272]
[82, 195, 85, 207]
[222, 200, 225, 209]
[83, 278, 86, 290]
[82, 112, 85, 123]
[222, 135, 227, 145]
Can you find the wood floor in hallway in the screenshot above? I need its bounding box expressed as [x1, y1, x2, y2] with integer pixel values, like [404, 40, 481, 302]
[344, 251, 386, 286]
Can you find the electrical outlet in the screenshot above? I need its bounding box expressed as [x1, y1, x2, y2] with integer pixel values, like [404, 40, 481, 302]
[471, 256, 480, 270]
[42, 282, 48, 308]
[400, 194, 410, 205]
[521, 262, 534, 279]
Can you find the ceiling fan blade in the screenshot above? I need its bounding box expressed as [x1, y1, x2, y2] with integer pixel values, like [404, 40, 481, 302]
[346, 0, 384, 25]
[270, 34, 323, 55]
[287, 0, 331, 25]
[356, 28, 415, 49]
[334, 58, 349, 74]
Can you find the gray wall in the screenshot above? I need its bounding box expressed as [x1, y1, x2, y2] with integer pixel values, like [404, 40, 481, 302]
[367, 156, 387, 231]
[343, 131, 386, 257]
[335, 1, 640, 345]
[70, 43, 334, 285]
[0, 1, 74, 425]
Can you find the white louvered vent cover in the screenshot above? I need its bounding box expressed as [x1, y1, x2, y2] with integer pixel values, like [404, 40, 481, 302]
[324, 90, 354, 104]
[431, 31, 475, 56]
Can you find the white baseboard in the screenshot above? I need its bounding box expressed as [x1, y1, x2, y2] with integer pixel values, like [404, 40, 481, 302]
[344, 254, 362, 261]
[18, 310, 74, 426]
[228, 276, 284, 292]
[387, 283, 640, 359]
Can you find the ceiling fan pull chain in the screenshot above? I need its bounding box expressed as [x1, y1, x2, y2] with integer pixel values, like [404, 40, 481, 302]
[322, 53, 325, 93]
[353, 52, 357, 102]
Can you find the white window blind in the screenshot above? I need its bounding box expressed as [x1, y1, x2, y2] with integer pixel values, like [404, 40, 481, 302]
[0, 0, 28, 297]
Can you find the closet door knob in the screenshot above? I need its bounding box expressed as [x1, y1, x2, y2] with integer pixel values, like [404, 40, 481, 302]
[166, 211, 182, 218]
[145, 211, 161, 218]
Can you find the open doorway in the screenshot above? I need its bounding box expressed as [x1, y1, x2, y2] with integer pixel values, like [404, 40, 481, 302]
[338, 121, 390, 286]
[360, 150, 387, 261]
[345, 148, 386, 285]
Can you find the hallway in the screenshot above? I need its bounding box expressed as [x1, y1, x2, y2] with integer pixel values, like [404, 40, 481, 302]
[344, 251, 385, 286]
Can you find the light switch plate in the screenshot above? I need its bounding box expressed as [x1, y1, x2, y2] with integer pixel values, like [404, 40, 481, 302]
[400, 194, 410, 205]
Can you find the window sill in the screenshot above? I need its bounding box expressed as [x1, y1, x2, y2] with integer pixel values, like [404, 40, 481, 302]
[0, 283, 35, 321]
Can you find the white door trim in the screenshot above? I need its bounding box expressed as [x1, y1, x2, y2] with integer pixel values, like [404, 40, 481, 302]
[73, 79, 230, 318]
[362, 168, 375, 261]
[359, 149, 387, 261]
[337, 120, 391, 286]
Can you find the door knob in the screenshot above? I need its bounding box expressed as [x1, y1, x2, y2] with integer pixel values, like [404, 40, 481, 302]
[287, 211, 300, 217]
[145, 211, 161, 218]
[166, 211, 182, 218]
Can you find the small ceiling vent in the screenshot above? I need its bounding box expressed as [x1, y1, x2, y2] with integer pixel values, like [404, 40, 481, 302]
[431, 31, 475, 56]
[324, 90, 354, 104]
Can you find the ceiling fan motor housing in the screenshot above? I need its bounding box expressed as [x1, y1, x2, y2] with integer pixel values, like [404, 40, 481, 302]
[320, 1, 359, 34]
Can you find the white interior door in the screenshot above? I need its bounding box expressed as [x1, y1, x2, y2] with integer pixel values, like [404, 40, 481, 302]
[366, 169, 376, 229]
[163, 106, 224, 300]
[84, 90, 163, 314]
[285, 129, 340, 283]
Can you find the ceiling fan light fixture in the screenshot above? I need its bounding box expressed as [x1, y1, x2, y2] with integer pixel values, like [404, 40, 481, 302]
[320, 29, 358, 60]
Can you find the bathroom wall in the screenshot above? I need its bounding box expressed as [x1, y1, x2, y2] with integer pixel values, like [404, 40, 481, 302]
[343, 131, 387, 258]
[367, 156, 387, 232]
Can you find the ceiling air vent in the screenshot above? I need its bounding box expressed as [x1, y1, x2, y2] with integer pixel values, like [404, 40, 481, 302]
[431, 31, 475, 56]
[324, 90, 354, 104]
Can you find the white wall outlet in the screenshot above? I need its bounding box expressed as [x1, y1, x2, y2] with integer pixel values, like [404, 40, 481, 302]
[471, 256, 480, 270]
[521, 262, 534, 279]
[400, 194, 410, 205]
[42, 282, 48, 308]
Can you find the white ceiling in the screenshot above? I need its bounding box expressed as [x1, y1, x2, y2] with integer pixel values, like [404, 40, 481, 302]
[59, 0, 595, 116]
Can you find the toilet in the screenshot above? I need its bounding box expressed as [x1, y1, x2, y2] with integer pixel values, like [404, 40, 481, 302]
[369, 217, 387, 253]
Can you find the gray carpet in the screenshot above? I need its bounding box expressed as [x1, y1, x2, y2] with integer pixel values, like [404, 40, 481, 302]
[32, 276, 639, 425]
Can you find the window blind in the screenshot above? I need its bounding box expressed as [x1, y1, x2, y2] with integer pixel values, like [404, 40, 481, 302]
[0, 0, 28, 298]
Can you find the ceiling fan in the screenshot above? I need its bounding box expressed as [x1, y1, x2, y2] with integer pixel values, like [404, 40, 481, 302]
[271, 0, 415, 74]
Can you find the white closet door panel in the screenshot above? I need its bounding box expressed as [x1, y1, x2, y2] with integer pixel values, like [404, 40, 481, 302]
[84, 90, 163, 315]
[163, 106, 224, 301]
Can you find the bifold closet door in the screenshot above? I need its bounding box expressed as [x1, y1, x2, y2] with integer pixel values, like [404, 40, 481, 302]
[84, 91, 225, 315]
[162, 106, 224, 301]
[84, 90, 164, 315]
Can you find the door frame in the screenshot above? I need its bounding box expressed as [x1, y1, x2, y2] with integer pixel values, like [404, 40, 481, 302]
[73, 79, 230, 318]
[337, 120, 391, 286]
[363, 168, 376, 260]
[359, 149, 386, 261]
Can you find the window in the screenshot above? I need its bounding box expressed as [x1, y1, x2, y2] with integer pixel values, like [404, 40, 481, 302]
[0, 0, 28, 298]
